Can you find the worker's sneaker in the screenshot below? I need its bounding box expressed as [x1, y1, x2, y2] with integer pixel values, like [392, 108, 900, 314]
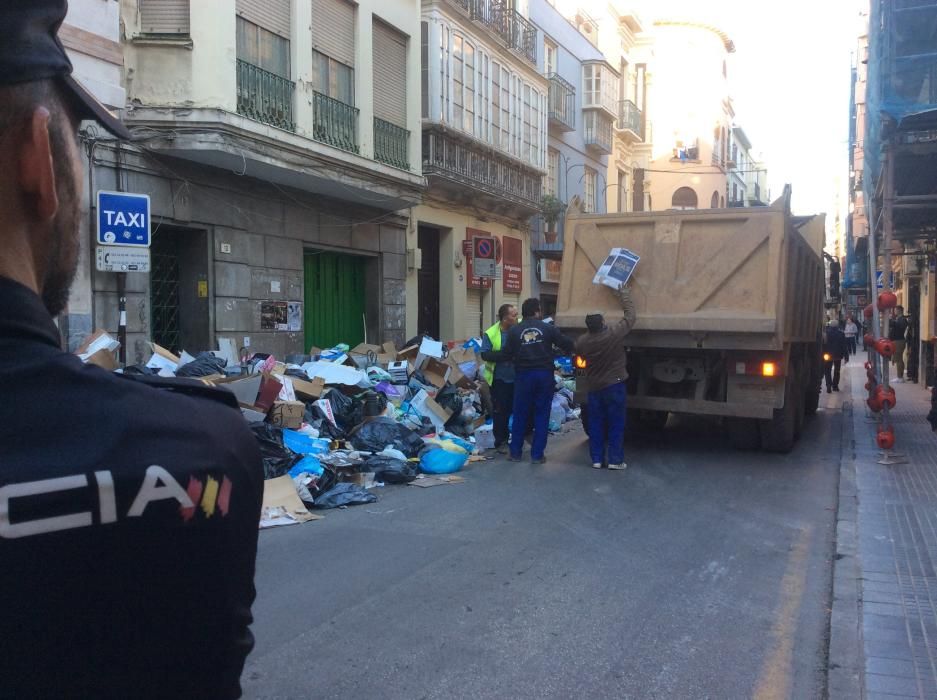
[531, 456, 547, 465]
[508, 454, 522, 462]
[608, 462, 627, 471]
[495, 443, 508, 454]
[893, 377, 904, 383]
[592, 462, 602, 469]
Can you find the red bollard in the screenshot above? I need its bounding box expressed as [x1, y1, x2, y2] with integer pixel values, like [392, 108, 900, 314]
[864, 334, 875, 347]
[877, 291, 898, 311]
[876, 427, 896, 450]
[867, 396, 883, 413]
[864, 304, 875, 319]
[874, 338, 895, 358]
[874, 385, 897, 410]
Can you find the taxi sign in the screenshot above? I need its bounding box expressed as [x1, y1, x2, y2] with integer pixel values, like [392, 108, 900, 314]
[97, 191, 151, 247]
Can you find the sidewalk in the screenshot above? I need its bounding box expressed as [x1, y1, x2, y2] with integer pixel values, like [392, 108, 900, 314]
[832, 362, 937, 699]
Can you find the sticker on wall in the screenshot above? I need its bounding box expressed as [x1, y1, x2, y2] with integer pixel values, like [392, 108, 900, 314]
[287, 302, 302, 332]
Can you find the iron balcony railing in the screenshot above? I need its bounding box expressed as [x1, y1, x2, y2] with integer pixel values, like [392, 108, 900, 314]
[616, 99, 643, 140]
[374, 118, 410, 170]
[422, 129, 541, 208]
[584, 112, 613, 154]
[508, 10, 537, 64]
[313, 91, 359, 154]
[236, 59, 295, 131]
[447, 0, 537, 66]
[547, 73, 576, 131]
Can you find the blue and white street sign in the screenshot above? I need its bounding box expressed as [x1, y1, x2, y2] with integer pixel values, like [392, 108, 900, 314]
[97, 191, 151, 247]
[875, 270, 896, 289]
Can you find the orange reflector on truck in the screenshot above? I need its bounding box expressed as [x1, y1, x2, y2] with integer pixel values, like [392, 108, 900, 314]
[574, 355, 588, 370]
[762, 362, 776, 377]
[823, 353, 831, 362]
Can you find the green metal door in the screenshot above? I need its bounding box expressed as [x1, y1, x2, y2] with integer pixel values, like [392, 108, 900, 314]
[304, 251, 366, 351]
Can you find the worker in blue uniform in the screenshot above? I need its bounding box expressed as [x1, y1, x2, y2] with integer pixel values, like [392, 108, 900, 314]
[0, 3, 264, 698]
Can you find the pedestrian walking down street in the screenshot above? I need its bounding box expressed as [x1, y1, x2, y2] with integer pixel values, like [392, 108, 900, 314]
[575, 284, 637, 470]
[823, 319, 849, 393]
[889, 305, 910, 381]
[0, 4, 264, 697]
[844, 315, 859, 355]
[503, 297, 574, 463]
[481, 303, 518, 453]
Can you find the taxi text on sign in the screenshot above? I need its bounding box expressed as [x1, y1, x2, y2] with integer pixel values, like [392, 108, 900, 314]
[97, 191, 151, 247]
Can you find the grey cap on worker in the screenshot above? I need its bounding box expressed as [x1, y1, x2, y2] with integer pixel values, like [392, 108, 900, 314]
[585, 310, 604, 331]
[0, 0, 130, 139]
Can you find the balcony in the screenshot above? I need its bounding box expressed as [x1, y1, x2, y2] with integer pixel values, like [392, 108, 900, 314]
[422, 126, 542, 216]
[446, 0, 537, 66]
[313, 91, 359, 154]
[547, 73, 576, 132]
[615, 99, 643, 142]
[236, 59, 295, 131]
[584, 111, 613, 155]
[374, 118, 410, 171]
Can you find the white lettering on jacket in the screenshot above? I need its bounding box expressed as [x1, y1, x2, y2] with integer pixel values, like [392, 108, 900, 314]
[0, 466, 195, 539]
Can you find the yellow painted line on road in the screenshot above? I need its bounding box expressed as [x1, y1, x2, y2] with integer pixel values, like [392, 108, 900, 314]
[753, 526, 812, 700]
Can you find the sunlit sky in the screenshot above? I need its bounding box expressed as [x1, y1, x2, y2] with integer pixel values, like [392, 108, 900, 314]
[636, 0, 866, 241]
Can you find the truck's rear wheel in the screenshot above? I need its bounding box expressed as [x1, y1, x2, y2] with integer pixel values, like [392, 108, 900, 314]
[760, 371, 796, 453]
[792, 363, 806, 439]
[727, 418, 761, 450]
[627, 408, 669, 431]
[804, 348, 821, 416]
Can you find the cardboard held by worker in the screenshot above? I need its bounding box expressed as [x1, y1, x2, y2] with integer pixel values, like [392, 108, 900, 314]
[592, 248, 640, 290]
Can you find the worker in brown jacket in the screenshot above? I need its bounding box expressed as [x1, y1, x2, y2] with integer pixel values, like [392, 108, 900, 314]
[575, 284, 637, 470]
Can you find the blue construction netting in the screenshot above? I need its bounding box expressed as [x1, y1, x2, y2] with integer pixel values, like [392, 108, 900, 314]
[863, 0, 937, 207]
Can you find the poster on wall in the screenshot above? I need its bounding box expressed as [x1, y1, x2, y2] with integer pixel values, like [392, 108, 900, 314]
[261, 301, 289, 331]
[502, 236, 523, 293]
[287, 302, 302, 332]
[539, 259, 562, 284]
[465, 228, 493, 290]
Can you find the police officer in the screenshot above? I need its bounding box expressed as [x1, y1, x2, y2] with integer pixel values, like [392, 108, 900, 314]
[0, 4, 264, 698]
[503, 297, 574, 463]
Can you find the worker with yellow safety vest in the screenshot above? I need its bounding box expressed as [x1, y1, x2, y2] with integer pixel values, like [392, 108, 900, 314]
[480, 304, 519, 452]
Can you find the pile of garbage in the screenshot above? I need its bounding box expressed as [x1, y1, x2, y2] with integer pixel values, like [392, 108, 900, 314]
[75, 331, 581, 529]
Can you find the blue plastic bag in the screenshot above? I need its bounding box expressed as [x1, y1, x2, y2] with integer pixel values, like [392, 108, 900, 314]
[420, 448, 468, 474]
[283, 430, 330, 455]
[288, 455, 324, 477]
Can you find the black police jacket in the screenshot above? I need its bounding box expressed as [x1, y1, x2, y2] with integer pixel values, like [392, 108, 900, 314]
[504, 318, 574, 372]
[822, 326, 849, 361]
[0, 276, 264, 699]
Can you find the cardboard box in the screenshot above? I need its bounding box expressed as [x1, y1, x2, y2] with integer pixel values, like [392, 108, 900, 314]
[421, 357, 452, 389]
[411, 389, 453, 433]
[382, 341, 397, 355]
[269, 400, 305, 429]
[350, 343, 383, 356]
[84, 348, 119, 371]
[255, 373, 283, 412]
[215, 373, 263, 406]
[240, 406, 267, 423]
[76, 329, 120, 357]
[291, 376, 326, 400]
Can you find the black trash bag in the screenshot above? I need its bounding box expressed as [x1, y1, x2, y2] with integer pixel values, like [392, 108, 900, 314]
[348, 417, 425, 457]
[300, 465, 338, 506]
[311, 482, 377, 509]
[321, 388, 357, 429]
[176, 351, 228, 378]
[435, 385, 463, 426]
[249, 422, 301, 479]
[285, 367, 312, 381]
[122, 364, 158, 376]
[362, 455, 418, 484]
[304, 404, 346, 439]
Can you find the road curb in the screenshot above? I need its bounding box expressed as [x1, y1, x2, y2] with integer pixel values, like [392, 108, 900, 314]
[827, 390, 863, 699]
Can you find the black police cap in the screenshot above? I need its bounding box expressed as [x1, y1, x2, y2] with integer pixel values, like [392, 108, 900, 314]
[0, 0, 130, 139]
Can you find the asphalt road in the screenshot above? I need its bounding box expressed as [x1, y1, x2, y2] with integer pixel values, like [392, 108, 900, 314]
[242, 396, 844, 700]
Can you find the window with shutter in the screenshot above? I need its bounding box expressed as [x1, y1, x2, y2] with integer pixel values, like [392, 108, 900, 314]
[312, 0, 356, 68]
[140, 0, 190, 35]
[373, 19, 408, 127]
[236, 0, 290, 39]
[237, 17, 290, 78]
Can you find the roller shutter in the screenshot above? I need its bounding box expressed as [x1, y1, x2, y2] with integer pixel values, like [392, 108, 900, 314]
[372, 19, 407, 126]
[466, 288, 483, 339]
[237, 0, 291, 39]
[312, 0, 355, 66]
[140, 0, 189, 34]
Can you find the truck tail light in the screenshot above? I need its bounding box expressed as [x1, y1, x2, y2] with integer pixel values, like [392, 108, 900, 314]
[822, 352, 831, 362]
[732, 357, 785, 377]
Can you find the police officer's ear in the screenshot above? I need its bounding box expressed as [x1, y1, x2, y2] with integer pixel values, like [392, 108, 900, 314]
[17, 106, 60, 223]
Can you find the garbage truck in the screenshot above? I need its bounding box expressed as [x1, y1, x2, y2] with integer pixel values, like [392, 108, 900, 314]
[556, 187, 826, 452]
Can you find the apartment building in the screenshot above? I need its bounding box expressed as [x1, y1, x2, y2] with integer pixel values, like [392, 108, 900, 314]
[408, 0, 546, 340]
[642, 18, 735, 211]
[74, 0, 424, 363]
